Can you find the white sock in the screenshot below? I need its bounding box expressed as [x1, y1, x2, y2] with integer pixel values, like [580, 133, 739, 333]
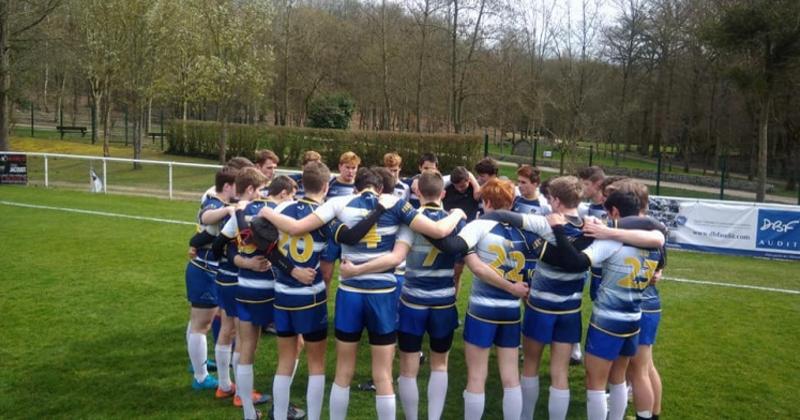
[502, 386, 522, 420]
[215, 344, 233, 390]
[329, 383, 350, 420]
[398, 376, 419, 420]
[587, 390, 607, 420]
[571, 343, 582, 360]
[376, 394, 396, 420]
[637, 410, 653, 419]
[237, 364, 256, 420]
[548, 386, 570, 420]
[185, 321, 192, 345]
[307, 375, 325, 420]
[608, 382, 628, 420]
[427, 371, 448, 420]
[272, 374, 292, 420]
[520, 376, 539, 420]
[463, 391, 485, 420]
[232, 352, 241, 395]
[188, 333, 208, 382]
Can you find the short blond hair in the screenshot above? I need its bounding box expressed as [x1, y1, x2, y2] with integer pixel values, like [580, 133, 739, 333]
[548, 176, 583, 208]
[302, 150, 322, 165]
[339, 151, 361, 166]
[383, 152, 402, 167]
[255, 149, 279, 165]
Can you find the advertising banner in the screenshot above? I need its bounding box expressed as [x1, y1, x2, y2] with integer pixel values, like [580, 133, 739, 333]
[648, 196, 800, 260]
[0, 154, 27, 185]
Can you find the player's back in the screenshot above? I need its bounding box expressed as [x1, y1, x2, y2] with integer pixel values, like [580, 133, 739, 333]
[236, 200, 277, 302]
[591, 243, 661, 335]
[465, 219, 536, 323]
[403, 205, 464, 307]
[529, 219, 588, 313]
[289, 173, 305, 198]
[273, 198, 330, 307]
[194, 193, 226, 265]
[334, 192, 417, 291]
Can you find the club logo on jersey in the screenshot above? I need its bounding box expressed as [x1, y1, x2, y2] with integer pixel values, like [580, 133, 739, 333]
[756, 210, 800, 251]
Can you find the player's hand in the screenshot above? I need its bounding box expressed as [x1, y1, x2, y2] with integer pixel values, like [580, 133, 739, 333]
[248, 256, 271, 272]
[651, 269, 663, 285]
[585, 215, 601, 225]
[507, 281, 529, 299]
[227, 206, 237, 217]
[188, 246, 197, 259]
[339, 259, 360, 278]
[379, 194, 399, 210]
[583, 221, 613, 239]
[450, 208, 467, 220]
[411, 178, 420, 197]
[291, 267, 317, 285]
[546, 213, 566, 227]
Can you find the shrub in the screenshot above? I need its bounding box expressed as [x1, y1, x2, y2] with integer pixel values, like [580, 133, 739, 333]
[167, 121, 483, 175]
[306, 93, 355, 129]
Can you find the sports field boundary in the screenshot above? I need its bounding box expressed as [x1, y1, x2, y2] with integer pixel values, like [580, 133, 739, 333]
[2, 198, 798, 296]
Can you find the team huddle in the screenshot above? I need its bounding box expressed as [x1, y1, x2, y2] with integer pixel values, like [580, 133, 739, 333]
[183, 149, 667, 420]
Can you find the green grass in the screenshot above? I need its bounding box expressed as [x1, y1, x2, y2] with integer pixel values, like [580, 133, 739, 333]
[1, 186, 798, 419]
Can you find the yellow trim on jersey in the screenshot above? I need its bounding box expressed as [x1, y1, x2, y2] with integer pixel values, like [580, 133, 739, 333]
[539, 242, 548, 260]
[591, 272, 602, 278]
[641, 308, 662, 313]
[274, 299, 327, 311]
[400, 297, 456, 310]
[190, 260, 216, 273]
[337, 284, 396, 294]
[215, 280, 238, 286]
[334, 223, 346, 243]
[467, 312, 521, 325]
[525, 300, 582, 315]
[590, 322, 640, 338]
[235, 297, 275, 304]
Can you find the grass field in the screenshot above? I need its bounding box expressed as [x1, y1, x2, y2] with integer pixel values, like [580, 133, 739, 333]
[1, 185, 798, 419]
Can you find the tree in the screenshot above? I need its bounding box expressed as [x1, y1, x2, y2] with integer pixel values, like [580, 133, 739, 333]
[0, 0, 60, 152]
[704, 0, 800, 201]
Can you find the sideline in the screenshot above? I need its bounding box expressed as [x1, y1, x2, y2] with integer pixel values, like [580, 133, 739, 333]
[2, 199, 798, 295]
[0, 200, 195, 226]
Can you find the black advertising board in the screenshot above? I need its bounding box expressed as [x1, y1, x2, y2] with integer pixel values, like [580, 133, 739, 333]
[0, 154, 28, 184]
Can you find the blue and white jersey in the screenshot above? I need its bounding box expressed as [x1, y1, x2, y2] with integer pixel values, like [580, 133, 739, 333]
[523, 215, 588, 314]
[579, 202, 608, 221]
[327, 177, 356, 200]
[583, 240, 662, 336]
[288, 173, 305, 199]
[393, 181, 410, 201]
[216, 212, 239, 283]
[641, 284, 661, 312]
[402, 204, 466, 308]
[459, 219, 540, 323]
[220, 199, 278, 303]
[273, 198, 331, 310]
[315, 191, 418, 291]
[194, 193, 226, 267]
[512, 195, 551, 216]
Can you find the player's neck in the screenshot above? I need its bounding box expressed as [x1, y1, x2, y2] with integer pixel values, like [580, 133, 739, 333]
[303, 192, 325, 203]
[336, 176, 353, 185]
[523, 191, 539, 201]
[421, 199, 442, 207]
[561, 207, 579, 217]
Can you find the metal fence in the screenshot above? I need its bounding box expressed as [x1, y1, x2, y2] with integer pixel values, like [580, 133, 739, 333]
[1, 151, 301, 201]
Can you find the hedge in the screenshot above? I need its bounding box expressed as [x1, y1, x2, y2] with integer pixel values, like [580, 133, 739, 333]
[167, 120, 484, 175]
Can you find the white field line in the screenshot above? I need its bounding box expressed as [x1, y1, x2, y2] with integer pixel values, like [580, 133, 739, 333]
[2, 199, 799, 295]
[0, 200, 194, 226]
[662, 276, 799, 295]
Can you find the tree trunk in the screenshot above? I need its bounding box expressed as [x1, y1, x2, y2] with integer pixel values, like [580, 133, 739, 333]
[756, 97, 770, 202]
[55, 74, 65, 124]
[0, 0, 10, 152]
[43, 61, 50, 113]
[102, 86, 112, 157]
[218, 115, 228, 164]
[133, 103, 142, 170]
[146, 97, 153, 135]
[449, 0, 458, 133]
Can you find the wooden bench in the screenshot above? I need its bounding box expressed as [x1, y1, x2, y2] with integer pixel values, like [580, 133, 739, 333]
[57, 126, 88, 139]
[148, 132, 165, 142]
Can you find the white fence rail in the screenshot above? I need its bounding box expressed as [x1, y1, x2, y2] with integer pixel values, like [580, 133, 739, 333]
[1, 151, 300, 200]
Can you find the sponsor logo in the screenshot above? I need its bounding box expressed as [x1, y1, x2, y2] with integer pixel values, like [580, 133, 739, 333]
[756, 210, 800, 251]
